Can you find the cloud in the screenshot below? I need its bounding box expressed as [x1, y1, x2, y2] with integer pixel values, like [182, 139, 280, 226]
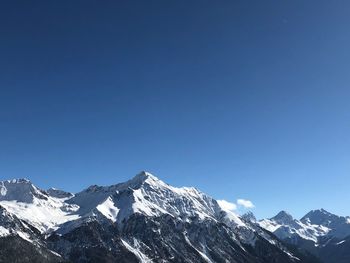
[217, 200, 237, 212]
[218, 198, 255, 213]
[237, 199, 255, 209]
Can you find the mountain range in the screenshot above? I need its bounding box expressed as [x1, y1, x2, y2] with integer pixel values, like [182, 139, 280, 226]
[0, 172, 347, 263]
[259, 209, 350, 263]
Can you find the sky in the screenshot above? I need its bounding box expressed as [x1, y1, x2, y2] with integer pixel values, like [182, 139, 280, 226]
[0, 0, 349, 219]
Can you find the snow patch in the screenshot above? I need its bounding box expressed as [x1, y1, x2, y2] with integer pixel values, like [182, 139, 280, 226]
[0, 196, 80, 233]
[121, 239, 152, 263]
[17, 231, 33, 243]
[336, 240, 346, 245]
[259, 220, 281, 233]
[96, 197, 119, 222]
[0, 182, 7, 196]
[0, 226, 10, 237]
[184, 234, 213, 263]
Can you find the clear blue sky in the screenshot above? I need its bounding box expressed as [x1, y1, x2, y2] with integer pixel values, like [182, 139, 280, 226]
[0, 1, 349, 219]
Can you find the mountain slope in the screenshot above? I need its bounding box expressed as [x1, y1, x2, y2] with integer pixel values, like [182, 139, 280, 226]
[0, 179, 79, 233]
[0, 205, 66, 262]
[301, 209, 350, 239]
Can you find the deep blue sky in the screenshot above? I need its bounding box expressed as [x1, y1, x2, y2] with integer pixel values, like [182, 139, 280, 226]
[0, 1, 349, 219]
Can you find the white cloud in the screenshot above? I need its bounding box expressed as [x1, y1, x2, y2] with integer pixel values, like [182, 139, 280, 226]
[218, 198, 255, 213]
[237, 199, 255, 209]
[217, 200, 237, 212]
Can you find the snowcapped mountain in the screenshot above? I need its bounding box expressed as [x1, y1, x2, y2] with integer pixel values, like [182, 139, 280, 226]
[259, 209, 350, 263]
[0, 178, 79, 233]
[0, 172, 322, 263]
[67, 172, 232, 225]
[259, 211, 329, 243]
[301, 209, 350, 239]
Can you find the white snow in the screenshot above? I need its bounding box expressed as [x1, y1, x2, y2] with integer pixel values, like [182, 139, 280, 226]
[0, 178, 79, 233]
[17, 231, 33, 243]
[336, 240, 346, 245]
[131, 188, 165, 217]
[0, 226, 10, 237]
[0, 182, 7, 196]
[96, 197, 119, 222]
[112, 173, 220, 222]
[259, 220, 281, 233]
[48, 249, 63, 257]
[217, 199, 246, 228]
[184, 234, 213, 263]
[222, 210, 246, 227]
[0, 197, 80, 233]
[284, 251, 300, 261]
[259, 216, 330, 243]
[46, 172, 250, 234]
[121, 239, 152, 263]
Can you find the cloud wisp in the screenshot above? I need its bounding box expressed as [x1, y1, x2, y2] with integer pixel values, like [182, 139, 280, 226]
[237, 199, 255, 209]
[217, 198, 255, 212]
[217, 200, 237, 212]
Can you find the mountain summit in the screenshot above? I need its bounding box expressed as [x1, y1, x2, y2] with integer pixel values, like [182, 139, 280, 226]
[301, 209, 342, 226]
[271, 210, 295, 224]
[0, 178, 48, 203]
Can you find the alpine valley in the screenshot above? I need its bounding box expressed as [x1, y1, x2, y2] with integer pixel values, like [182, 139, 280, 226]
[0, 172, 347, 263]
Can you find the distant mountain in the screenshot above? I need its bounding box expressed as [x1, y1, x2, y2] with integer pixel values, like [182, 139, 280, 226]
[0, 172, 321, 263]
[259, 209, 350, 263]
[301, 209, 350, 239]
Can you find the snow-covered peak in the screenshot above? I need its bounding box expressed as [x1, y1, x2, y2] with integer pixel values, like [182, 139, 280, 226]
[115, 171, 223, 222]
[120, 171, 167, 190]
[0, 173, 257, 244]
[67, 171, 247, 231]
[300, 209, 350, 239]
[0, 179, 80, 233]
[259, 210, 331, 243]
[241, 211, 257, 223]
[135, 170, 155, 179]
[258, 208, 350, 244]
[5, 178, 31, 184]
[0, 178, 47, 203]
